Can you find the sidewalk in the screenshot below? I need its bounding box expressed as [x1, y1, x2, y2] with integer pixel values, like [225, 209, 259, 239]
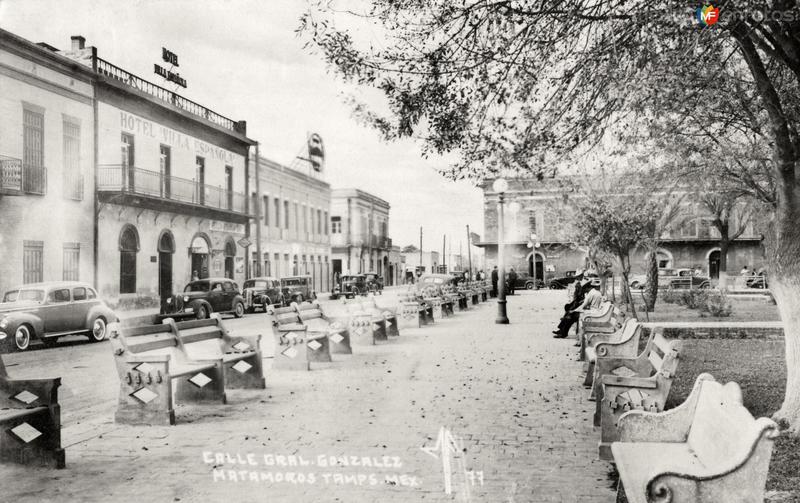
[4, 291, 614, 502]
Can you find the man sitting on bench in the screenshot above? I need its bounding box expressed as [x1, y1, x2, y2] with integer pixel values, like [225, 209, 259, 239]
[553, 273, 601, 338]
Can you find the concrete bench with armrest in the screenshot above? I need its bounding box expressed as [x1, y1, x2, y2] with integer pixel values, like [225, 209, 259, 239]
[578, 301, 625, 360]
[594, 328, 682, 460]
[612, 373, 779, 503]
[109, 321, 226, 425]
[168, 315, 264, 389]
[0, 354, 64, 468]
[362, 296, 400, 336]
[294, 301, 353, 354]
[269, 306, 331, 370]
[397, 291, 432, 329]
[583, 318, 642, 389]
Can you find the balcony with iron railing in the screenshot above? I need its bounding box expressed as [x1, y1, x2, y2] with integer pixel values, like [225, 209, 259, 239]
[95, 58, 239, 133]
[97, 164, 248, 219]
[0, 155, 47, 195]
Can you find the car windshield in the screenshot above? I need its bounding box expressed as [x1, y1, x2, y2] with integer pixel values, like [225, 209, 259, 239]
[244, 280, 267, 289]
[3, 289, 45, 302]
[185, 282, 209, 292]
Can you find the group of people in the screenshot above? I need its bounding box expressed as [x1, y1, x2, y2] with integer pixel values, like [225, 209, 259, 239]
[489, 266, 519, 296]
[552, 269, 603, 340]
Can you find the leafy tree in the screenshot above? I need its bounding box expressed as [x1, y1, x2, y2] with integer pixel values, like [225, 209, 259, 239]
[401, 244, 419, 253]
[302, 1, 800, 430]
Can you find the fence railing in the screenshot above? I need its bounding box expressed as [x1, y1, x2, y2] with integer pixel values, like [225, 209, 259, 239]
[95, 58, 238, 132]
[0, 155, 23, 193]
[97, 164, 247, 214]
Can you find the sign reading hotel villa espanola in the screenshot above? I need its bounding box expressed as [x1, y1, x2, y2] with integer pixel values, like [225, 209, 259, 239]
[154, 47, 187, 88]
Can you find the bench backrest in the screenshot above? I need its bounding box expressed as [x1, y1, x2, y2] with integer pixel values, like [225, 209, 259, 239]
[686, 380, 765, 467]
[645, 331, 682, 377]
[113, 322, 196, 366]
[272, 306, 302, 326]
[296, 302, 324, 321]
[174, 318, 224, 344]
[608, 318, 639, 344]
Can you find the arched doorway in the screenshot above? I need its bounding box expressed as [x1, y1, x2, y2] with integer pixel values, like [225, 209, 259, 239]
[708, 249, 721, 279]
[119, 225, 139, 294]
[656, 249, 674, 269]
[224, 238, 236, 279]
[190, 234, 210, 279]
[157, 230, 175, 299]
[527, 251, 545, 286]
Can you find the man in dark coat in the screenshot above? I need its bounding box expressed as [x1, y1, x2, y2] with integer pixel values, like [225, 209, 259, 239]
[507, 268, 518, 295]
[491, 266, 499, 297]
[553, 271, 594, 338]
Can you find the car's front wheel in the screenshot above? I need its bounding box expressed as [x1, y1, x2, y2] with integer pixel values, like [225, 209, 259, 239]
[525, 282, 535, 290]
[233, 301, 245, 318]
[89, 317, 108, 342]
[549, 282, 559, 290]
[630, 281, 641, 289]
[14, 325, 32, 352]
[195, 303, 209, 320]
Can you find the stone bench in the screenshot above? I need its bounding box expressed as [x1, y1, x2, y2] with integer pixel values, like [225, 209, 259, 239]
[361, 296, 400, 337]
[594, 328, 682, 460]
[294, 301, 353, 354]
[269, 306, 331, 371]
[341, 300, 387, 345]
[419, 286, 454, 320]
[397, 292, 433, 329]
[0, 354, 64, 468]
[578, 302, 625, 360]
[613, 373, 779, 503]
[109, 322, 227, 425]
[582, 318, 642, 390]
[167, 315, 265, 390]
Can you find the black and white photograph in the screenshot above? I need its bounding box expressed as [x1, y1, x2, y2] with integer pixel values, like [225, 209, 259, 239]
[1, 1, 799, 501]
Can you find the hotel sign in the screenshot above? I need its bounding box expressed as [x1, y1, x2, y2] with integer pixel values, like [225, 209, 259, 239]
[154, 47, 187, 88]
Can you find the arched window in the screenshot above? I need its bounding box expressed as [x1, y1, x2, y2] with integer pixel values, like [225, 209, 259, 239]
[224, 238, 236, 279]
[119, 225, 139, 294]
[656, 249, 673, 269]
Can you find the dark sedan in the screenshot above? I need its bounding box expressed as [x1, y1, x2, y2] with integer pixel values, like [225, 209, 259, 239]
[548, 271, 579, 290]
[163, 278, 246, 319]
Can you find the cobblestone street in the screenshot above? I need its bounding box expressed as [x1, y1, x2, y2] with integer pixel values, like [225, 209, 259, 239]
[3, 291, 614, 503]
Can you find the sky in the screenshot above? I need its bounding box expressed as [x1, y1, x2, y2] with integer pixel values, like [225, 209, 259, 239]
[0, 0, 485, 253]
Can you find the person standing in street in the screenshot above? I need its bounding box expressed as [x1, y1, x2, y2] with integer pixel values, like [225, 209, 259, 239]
[507, 267, 517, 295]
[491, 266, 498, 297]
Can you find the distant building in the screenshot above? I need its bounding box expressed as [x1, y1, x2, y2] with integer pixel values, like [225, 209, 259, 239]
[60, 35, 255, 305]
[476, 178, 765, 285]
[0, 29, 96, 295]
[248, 155, 331, 293]
[402, 250, 440, 280]
[329, 189, 393, 282]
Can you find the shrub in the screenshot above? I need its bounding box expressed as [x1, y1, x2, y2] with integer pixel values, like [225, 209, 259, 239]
[701, 291, 733, 317]
[682, 289, 709, 310]
[661, 288, 681, 304]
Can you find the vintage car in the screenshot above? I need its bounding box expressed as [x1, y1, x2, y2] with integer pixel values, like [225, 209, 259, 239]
[364, 272, 384, 294]
[242, 276, 283, 313]
[548, 271, 579, 290]
[280, 275, 316, 304]
[512, 272, 545, 290]
[162, 278, 246, 319]
[417, 273, 460, 296]
[0, 281, 117, 352]
[449, 271, 468, 285]
[330, 274, 367, 300]
[629, 268, 711, 290]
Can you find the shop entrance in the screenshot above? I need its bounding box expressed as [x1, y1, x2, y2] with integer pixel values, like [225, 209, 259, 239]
[190, 235, 210, 279]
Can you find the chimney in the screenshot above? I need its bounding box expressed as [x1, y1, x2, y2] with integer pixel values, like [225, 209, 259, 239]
[71, 35, 85, 51]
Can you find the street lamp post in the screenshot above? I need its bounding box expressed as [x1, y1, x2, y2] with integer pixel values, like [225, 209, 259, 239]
[493, 178, 510, 324]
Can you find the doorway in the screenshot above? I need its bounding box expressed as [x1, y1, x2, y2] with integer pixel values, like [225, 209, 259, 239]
[528, 252, 545, 286]
[190, 234, 210, 279]
[158, 231, 175, 299]
[224, 239, 236, 279]
[708, 250, 721, 279]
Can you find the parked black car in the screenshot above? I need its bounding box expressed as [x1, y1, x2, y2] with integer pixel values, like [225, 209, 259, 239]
[280, 275, 316, 304]
[364, 272, 384, 294]
[512, 272, 544, 290]
[242, 276, 283, 313]
[548, 271, 579, 290]
[331, 274, 367, 300]
[163, 278, 246, 319]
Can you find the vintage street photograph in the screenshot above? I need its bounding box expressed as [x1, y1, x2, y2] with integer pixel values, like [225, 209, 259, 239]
[1, 1, 799, 501]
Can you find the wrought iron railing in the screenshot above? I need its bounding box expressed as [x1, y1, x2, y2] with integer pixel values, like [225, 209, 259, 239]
[95, 58, 238, 132]
[0, 155, 23, 193]
[97, 165, 247, 214]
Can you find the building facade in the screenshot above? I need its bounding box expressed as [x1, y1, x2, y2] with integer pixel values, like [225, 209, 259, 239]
[60, 36, 255, 306]
[249, 156, 332, 294]
[401, 250, 440, 280]
[0, 29, 96, 296]
[330, 189, 392, 281]
[476, 178, 766, 285]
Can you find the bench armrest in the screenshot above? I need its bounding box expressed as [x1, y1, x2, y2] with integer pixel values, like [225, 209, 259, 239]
[585, 331, 614, 346]
[594, 338, 639, 359]
[0, 375, 61, 406]
[123, 353, 171, 363]
[594, 353, 652, 379]
[223, 333, 261, 353]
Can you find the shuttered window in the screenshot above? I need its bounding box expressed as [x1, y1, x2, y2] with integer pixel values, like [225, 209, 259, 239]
[23, 108, 46, 194]
[23, 241, 44, 284]
[63, 243, 80, 281]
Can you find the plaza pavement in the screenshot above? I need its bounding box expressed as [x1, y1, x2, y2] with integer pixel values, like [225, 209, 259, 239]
[2, 290, 615, 503]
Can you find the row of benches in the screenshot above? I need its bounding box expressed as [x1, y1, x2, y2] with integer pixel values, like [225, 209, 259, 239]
[2, 284, 494, 469]
[575, 302, 779, 502]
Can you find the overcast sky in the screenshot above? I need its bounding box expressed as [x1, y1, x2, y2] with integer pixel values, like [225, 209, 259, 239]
[0, 0, 485, 254]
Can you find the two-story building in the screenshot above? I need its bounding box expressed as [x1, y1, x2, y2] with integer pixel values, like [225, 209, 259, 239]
[0, 29, 96, 296]
[330, 189, 392, 281]
[476, 178, 765, 285]
[249, 155, 331, 294]
[61, 36, 255, 305]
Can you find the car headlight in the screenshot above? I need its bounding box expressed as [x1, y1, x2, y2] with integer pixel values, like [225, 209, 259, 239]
[183, 296, 189, 302]
[0, 318, 7, 329]
[166, 298, 172, 304]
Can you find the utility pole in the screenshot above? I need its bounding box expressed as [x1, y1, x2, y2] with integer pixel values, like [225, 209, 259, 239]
[419, 226, 423, 276]
[254, 143, 262, 277]
[442, 235, 446, 273]
[467, 225, 473, 279]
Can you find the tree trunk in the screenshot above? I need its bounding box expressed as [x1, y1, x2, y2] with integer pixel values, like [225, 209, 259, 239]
[643, 249, 659, 312]
[769, 279, 800, 432]
[618, 253, 637, 319]
[719, 239, 730, 290]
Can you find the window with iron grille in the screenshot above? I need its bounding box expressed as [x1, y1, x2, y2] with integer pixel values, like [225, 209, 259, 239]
[263, 195, 269, 227]
[284, 200, 290, 229]
[331, 216, 342, 234]
[23, 107, 46, 195]
[63, 243, 80, 281]
[63, 120, 82, 200]
[23, 241, 44, 284]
